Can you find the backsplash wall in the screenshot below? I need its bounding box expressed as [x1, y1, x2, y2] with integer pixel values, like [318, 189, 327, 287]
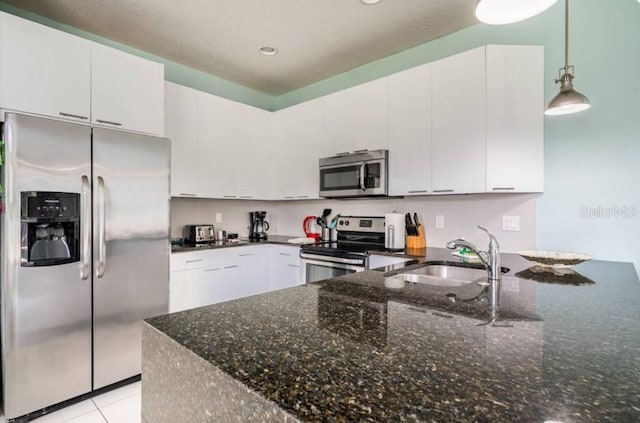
[171, 194, 537, 253]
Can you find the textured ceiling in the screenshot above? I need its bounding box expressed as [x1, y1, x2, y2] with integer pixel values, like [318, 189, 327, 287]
[4, 0, 478, 96]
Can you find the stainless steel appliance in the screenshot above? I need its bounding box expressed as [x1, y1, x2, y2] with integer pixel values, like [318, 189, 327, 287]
[300, 216, 385, 283]
[1, 113, 170, 421]
[249, 211, 270, 240]
[183, 224, 215, 244]
[319, 150, 388, 198]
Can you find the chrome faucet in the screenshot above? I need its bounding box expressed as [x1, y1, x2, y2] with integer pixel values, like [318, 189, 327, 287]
[446, 226, 501, 309]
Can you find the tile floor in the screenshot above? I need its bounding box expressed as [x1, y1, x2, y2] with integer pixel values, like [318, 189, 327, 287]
[0, 381, 141, 423]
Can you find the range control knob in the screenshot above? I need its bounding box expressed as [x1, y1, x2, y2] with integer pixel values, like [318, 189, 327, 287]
[339, 220, 344, 226]
[344, 221, 350, 226]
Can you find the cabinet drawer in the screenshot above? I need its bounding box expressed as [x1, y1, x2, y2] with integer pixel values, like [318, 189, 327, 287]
[268, 245, 300, 263]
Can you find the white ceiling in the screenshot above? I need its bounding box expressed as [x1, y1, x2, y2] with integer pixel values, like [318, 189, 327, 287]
[4, 0, 478, 96]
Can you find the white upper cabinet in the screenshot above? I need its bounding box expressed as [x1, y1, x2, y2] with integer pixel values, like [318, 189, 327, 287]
[197, 92, 239, 199]
[236, 106, 272, 200]
[322, 78, 389, 156]
[431, 46, 487, 195]
[91, 43, 164, 136]
[165, 82, 199, 197]
[0, 11, 91, 122]
[272, 98, 324, 200]
[486, 45, 544, 193]
[388, 63, 433, 196]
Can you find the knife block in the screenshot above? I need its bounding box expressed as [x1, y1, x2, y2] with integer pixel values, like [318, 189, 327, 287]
[406, 224, 426, 249]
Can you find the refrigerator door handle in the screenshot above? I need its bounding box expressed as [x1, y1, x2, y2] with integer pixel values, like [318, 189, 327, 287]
[96, 176, 106, 278]
[80, 175, 91, 280]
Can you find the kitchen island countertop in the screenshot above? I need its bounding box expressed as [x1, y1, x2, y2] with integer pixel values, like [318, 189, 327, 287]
[142, 248, 640, 422]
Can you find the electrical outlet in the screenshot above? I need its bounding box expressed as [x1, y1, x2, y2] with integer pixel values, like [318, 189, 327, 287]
[435, 215, 445, 229]
[215, 213, 223, 224]
[502, 215, 520, 231]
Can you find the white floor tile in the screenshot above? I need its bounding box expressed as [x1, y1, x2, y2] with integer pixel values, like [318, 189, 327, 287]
[31, 400, 97, 423]
[98, 394, 141, 423]
[91, 382, 141, 409]
[65, 410, 107, 423]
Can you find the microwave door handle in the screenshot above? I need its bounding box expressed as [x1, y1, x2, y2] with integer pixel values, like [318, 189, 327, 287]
[359, 162, 366, 191]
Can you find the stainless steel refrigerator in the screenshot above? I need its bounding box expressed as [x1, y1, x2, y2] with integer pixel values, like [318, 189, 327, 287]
[1, 113, 170, 421]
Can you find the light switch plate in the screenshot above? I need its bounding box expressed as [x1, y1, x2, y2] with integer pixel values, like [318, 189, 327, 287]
[435, 215, 445, 229]
[502, 215, 520, 231]
[216, 213, 223, 224]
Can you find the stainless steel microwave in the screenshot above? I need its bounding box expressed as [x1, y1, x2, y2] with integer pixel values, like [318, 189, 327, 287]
[319, 150, 388, 198]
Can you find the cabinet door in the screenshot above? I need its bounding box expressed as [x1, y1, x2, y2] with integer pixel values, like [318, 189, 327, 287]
[169, 267, 223, 313]
[268, 245, 302, 291]
[486, 45, 544, 193]
[431, 47, 486, 194]
[322, 88, 354, 156]
[197, 92, 239, 198]
[165, 82, 199, 197]
[272, 99, 324, 200]
[352, 78, 389, 152]
[236, 107, 272, 200]
[389, 63, 432, 196]
[0, 12, 90, 122]
[91, 43, 164, 135]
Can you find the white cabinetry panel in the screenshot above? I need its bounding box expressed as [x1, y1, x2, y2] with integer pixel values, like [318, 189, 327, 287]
[165, 82, 199, 197]
[388, 63, 432, 196]
[431, 47, 487, 195]
[486, 45, 544, 193]
[91, 43, 164, 135]
[0, 11, 90, 122]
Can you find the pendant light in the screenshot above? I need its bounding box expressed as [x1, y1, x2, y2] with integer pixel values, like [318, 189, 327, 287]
[545, 0, 590, 116]
[475, 0, 558, 25]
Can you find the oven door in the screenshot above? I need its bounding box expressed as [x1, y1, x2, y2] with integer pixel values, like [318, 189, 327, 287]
[300, 253, 366, 284]
[319, 159, 386, 197]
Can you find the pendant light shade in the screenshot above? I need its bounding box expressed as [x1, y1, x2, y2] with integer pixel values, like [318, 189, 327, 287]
[476, 0, 558, 25]
[545, 0, 590, 116]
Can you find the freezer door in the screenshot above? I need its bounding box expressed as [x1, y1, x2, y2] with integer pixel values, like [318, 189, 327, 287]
[92, 128, 170, 389]
[1, 114, 92, 419]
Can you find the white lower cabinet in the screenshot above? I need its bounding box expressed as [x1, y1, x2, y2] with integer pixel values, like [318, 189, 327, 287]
[170, 245, 301, 313]
[268, 245, 303, 291]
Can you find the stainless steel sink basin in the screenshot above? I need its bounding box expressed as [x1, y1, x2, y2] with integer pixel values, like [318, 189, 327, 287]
[385, 264, 487, 288]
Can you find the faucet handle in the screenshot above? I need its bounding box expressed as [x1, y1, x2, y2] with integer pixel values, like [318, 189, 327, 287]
[477, 225, 499, 250]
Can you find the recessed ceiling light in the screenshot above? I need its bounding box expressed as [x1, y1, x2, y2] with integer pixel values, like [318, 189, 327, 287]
[360, 0, 382, 5]
[258, 46, 278, 56]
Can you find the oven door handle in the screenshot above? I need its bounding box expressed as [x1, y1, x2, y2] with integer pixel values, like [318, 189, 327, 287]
[300, 252, 366, 266]
[300, 258, 365, 272]
[359, 162, 366, 191]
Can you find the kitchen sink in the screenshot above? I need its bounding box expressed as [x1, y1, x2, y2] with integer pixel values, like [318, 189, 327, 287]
[385, 263, 489, 288]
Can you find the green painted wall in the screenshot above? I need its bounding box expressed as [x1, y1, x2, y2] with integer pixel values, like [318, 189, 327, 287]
[0, 2, 275, 110]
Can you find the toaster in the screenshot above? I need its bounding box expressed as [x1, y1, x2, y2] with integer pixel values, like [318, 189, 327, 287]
[183, 225, 215, 244]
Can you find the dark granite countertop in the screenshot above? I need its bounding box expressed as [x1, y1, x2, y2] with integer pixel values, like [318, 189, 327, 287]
[171, 234, 302, 253]
[146, 248, 640, 422]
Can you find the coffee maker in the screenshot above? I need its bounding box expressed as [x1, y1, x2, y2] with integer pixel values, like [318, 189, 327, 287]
[249, 211, 270, 240]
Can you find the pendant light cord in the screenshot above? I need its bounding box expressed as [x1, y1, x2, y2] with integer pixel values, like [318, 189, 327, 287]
[564, 0, 569, 71]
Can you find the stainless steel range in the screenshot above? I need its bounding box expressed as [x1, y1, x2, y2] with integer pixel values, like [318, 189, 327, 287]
[300, 216, 385, 283]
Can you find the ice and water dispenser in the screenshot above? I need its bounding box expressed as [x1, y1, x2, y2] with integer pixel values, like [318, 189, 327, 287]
[20, 191, 80, 266]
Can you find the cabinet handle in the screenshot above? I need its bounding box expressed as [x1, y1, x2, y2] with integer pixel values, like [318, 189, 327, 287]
[432, 311, 453, 319]
[433, 189, 454, 193]
[492, 187, 515, 191]
[96, 119, 122, 126]
[287, 264, 299, 268]
[59, 112, 88, 120]
[224, 265, 239, 269]
[238, 253, 253, 257]
[336, 152, 350, 156]
[203, 268, 220, 272]
[185, 259, 204, 263]
[179, 193, 197, 197]
[223, 195, 237, 199]
[239, 196, 253, 199]
[353, 149, 369, 153]
[284, 196, 295, 199]
[296, 195, 309, 199]
[408, 190, 428, 194]
[279, 252, 292, 256]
